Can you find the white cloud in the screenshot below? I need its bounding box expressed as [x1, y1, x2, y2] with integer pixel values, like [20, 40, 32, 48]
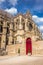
[8, 0, 18, 6]
[5, 7, 18, 15]
[0, 0, 5, 4]
[32, 15, 43, 34]
[32, 15, 43, 23]
[39, 26, 43, 30]
[39, 26, 43, 37]
[0, 0, 5, 2]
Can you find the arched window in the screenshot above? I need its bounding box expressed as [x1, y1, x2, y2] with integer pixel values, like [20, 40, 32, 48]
[6, 36, 8, 46]
[23, 22, 25, 30]
[6, 27, 9, 34]
[27, 22, 33, 31]
[21, 18, 25, 30]
[0, 21, 3, 33]
[6, 23, 10, 34]
[6, 23, 9, 47]
[0, 25, 3, 32]
[12, 38, 14, 44]
[29, 23, 33, 31]
[0, 37, 1, 48]
[15, 20, 19, 30]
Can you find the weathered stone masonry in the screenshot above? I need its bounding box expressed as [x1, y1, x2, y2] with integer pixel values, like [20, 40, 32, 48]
[0, 10, 42, 56]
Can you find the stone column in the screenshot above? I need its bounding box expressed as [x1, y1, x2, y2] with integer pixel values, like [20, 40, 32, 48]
[1, 21, 7, 49]
[19, 16, 23, 30]
[0, 36, 1, 48]
[14, 22, 17, 31]
[25, 19, 28, 31]
[8, 22, 13, 45]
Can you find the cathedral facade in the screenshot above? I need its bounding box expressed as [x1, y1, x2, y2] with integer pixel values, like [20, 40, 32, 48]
[0, 10, 43, 56]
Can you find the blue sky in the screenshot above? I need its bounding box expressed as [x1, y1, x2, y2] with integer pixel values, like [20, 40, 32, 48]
[0, 0, 43, 35]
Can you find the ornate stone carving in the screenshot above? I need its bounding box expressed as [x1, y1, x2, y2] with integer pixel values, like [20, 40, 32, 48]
[16, 35, 22, 43]
[0, 10, 42, 55]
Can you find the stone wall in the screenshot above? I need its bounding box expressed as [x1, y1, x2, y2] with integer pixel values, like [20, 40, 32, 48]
[32, 40, 43, 56]
[0, 10, 42, 56]
[6, 43, 26, 56]
[6, 40, 43, 56]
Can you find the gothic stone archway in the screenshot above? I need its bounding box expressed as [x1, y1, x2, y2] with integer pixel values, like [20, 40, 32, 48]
[26, 38, 32, 55]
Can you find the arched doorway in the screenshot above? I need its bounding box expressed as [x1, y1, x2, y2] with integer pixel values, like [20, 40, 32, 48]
[26, 38, 32, 55]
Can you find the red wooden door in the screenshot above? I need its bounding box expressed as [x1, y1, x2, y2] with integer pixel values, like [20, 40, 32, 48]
[26, 38, 32, 55]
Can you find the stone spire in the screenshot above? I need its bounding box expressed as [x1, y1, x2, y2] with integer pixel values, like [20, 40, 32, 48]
[25, 10, 32, 19]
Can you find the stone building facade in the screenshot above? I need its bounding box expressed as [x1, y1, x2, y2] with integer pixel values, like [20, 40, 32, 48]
[0, 10, 42, 56]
